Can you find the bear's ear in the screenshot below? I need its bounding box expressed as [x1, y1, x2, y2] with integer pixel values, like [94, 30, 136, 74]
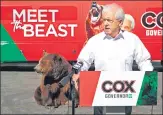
[58, 56, 62, 62]
[53, 54, 62, 62]
[42, 50, 48, 56]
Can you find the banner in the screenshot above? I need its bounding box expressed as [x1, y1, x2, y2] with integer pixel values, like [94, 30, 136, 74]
[79, 71, 158, 106]
[1, 1, 162, 62]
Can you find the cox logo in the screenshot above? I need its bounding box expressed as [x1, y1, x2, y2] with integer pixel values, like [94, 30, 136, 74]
[141, 11, 163, 29]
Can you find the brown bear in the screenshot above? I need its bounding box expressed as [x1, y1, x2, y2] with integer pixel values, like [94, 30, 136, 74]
[34, 51, 79, 108]
[85, 2, 104, 44]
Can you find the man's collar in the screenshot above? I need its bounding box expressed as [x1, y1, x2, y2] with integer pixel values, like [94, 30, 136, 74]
[103, 30, 124, 40]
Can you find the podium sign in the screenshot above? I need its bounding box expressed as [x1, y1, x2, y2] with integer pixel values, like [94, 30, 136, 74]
[79, 71, 158, 106]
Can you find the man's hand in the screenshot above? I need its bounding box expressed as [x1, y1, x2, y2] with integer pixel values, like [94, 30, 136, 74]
[72, 74, 80, 91]
[72, 74, 80, 81]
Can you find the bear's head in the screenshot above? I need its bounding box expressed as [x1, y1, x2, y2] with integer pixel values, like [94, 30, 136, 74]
[88, 2, 103, 25]
[34, 52, 72, 80]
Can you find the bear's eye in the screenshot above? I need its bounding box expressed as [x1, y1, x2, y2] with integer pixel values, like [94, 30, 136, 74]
[41, 61, 46, 65]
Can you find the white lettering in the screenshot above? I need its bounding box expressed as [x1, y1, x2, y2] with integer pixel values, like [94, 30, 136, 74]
[28, 9, 37, 22]
[36, 24, 45, 37]
[13, 9, 25, 22]
[46, 24, 58, 37]
[146, 30, 149, 36]
[68, 24, 78, 37]
[158, 30, 162, 36]
[58, 24, 67, 37]
[150, 30, 153, 36]
[23, 24, 34, 37]
[146, 30, 162, 36]
[11, 9, 78, 38]
[11, 20, 25, 32]
[38, 10, 48, 22]
[48, 9, 59, 22]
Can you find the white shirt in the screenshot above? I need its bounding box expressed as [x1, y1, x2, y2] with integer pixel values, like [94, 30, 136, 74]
[77, 30, 154, 71]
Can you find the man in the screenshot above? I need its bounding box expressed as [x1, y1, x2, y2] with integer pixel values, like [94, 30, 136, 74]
[73, 3, 153, 115]
[121, 13, 135, 115]
[121, 14, 135, 32]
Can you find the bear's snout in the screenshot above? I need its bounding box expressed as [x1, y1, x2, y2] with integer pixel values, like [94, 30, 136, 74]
[34, 64, 42, 73]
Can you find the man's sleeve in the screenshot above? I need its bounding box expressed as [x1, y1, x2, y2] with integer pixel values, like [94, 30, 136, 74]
[77, 39, 95, 71]
[134, 36, 154, 71]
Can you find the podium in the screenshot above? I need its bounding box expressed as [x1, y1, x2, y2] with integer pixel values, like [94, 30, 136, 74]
[79, 71, 158, 114]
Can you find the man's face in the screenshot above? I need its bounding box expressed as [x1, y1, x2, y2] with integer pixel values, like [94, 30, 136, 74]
[102, 11, 122, 36]
[121, 18, 132, 32]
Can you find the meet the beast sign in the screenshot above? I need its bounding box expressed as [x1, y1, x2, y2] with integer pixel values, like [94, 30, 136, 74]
[11, 9, 78, 37]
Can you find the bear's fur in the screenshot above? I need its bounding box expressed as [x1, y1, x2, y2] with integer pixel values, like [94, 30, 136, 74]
[85, 2, 104, 42]
[34, 51, 79, 108]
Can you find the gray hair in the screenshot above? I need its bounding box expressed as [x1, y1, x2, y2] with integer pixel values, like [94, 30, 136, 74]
[125, 14, 135, 30]
[102, 3, 125, 22]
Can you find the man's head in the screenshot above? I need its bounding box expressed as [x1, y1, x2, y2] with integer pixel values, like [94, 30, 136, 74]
[102, 3, 125, 37]
[121, 14, 135, 32]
